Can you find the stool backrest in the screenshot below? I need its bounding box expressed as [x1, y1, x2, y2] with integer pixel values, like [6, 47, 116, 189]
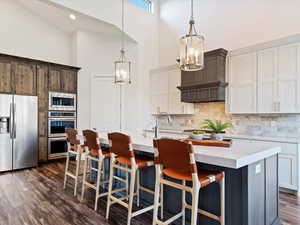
[153, 138, 197, 175]
[108, 132, 134, 158]
[66, 128, 80, 145]
[82, 130, 101, 153]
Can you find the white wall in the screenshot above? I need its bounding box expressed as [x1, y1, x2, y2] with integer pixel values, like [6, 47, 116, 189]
[159, 0, 300, 67]
[73, 30, 138, 130]
[48, 0, 160, 130]
[0, 0, 72, 65]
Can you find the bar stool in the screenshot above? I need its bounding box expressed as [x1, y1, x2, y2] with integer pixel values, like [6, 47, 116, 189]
[81, 129, 112, 211]
[152, 138, 225, 225]
[106, 132, 161, 225]
[63, 128, 84, 196]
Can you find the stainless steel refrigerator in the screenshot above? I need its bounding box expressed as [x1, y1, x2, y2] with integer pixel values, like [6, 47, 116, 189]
[0, 94, 38, 172]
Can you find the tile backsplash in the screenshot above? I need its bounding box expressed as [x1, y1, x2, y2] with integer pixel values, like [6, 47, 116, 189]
[155, 102, 300, 138]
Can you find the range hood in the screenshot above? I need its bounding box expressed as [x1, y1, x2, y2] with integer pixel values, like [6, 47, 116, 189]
[178, 48, 228, 103]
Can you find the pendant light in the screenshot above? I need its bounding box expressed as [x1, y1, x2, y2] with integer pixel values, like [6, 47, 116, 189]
[115, 0, 131, 84]
[179, 0, 205, 71]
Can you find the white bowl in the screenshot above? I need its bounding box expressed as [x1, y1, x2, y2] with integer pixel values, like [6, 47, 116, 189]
[191, 134, 204, 140]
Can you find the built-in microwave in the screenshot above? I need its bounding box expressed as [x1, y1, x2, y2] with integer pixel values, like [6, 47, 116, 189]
[49, 92, 76, 111]
[48, 117, 76, 138]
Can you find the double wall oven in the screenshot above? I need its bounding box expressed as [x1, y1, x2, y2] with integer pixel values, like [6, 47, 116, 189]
[48, 92, 77, 159]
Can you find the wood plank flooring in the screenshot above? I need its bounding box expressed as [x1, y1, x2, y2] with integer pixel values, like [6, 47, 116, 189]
[0, 161, 299, 225]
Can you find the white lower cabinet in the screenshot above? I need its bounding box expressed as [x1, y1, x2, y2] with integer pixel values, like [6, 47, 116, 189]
[232, 138, 300, 193]
[279, 154, 298, 190]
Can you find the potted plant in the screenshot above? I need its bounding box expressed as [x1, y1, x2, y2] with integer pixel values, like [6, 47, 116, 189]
[202, 119, 233, 141]
[191, 130, 205, 140]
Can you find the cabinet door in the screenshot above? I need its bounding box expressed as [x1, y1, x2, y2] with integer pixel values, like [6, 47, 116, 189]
[150, 71, 168, 114]
[279, 154, 298, 190]
[37, 64, 49, 162]
[229, 53, 257, 113]
[168, 69, 194, 114]
[90, 76, 121, 131]
[0, 57, 12, 93]
[61, 69, 77, 93]
[13, 61, 37, 96]
[37, 64, 48, 110]
[48, 66, 62, 92]
[277, 44, 299, 113]
[150, 72, 159, 114]
[168, 69, 182, 114]
[157, 71, 169, 113]
[38, 136, 48, 162]
[257, 48, 277, 113]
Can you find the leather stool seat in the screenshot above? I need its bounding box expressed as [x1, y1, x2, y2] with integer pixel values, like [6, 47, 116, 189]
[163, 168, 224, 188]
[116, 155, 154, 168]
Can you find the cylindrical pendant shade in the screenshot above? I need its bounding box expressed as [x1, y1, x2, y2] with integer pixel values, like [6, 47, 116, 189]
[179, 34, 205, 71]
[115, 60, 131, 84]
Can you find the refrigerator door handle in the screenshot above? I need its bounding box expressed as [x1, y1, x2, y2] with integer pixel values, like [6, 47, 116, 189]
[9, 103, 14, 139]
[13, 103, 16, 139]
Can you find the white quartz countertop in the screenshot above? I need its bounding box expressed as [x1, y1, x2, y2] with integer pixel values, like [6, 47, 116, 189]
[80, 131, 281, 169]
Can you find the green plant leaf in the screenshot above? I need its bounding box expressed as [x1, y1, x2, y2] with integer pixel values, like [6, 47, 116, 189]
[201, 119, 233, 133]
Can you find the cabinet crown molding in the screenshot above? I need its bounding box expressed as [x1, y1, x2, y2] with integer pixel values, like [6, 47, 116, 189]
[0, 52, 81, 71]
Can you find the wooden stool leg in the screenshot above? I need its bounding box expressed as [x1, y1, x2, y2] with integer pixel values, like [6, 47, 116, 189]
[160, 182, 164, 219]
[95, 158, 103, 211]
[182, 180, 186, 225]
[81, 157, 88, 201]
[153, 165, 161, 225]
[101, 160, 105, 189]
[126, 165, 129, 197]
[74, 153, 81, 196]
[136, 169, 140, 207]
[220, 173, 225, 225]
[106, 160, 115, 219]
[127, 167, 137, 225]
[63, 151, 70, 189]
[191, 185, 200, 225]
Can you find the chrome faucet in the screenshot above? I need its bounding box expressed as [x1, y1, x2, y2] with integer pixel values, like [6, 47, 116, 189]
[154, 112, 172, 139]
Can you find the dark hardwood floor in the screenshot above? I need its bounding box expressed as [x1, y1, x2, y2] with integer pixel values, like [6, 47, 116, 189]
[0, 161, 299, 225]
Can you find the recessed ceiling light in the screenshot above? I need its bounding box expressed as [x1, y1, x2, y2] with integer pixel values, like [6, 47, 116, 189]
[69, 14, 76, 20]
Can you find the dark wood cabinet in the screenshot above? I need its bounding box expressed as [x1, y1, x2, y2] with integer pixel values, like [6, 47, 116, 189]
[13, 60, 37, 96]
[61, 69, 77, 93]
[49, 66, 77, 93]
[179, 48, 228, 103]
[0, 56, 13, 93]
[37, 64, 49, 111]
[0, 53, 80, 163]
[37, 64, 49, 162]
[38, 136, 48, 163]
[48, 66, 62, 92]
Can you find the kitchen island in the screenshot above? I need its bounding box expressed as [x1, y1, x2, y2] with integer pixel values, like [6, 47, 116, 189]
[85, 132, 282, 225]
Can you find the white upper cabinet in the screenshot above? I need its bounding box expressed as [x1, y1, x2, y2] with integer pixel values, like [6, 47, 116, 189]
[150, 66, 194, 115]
[257, 48, 277, 113]
[277, 44, 299, 113]
[228, 35, 300, 114]
[228, 53, 257, 113]
[150, 71, 168, 114]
